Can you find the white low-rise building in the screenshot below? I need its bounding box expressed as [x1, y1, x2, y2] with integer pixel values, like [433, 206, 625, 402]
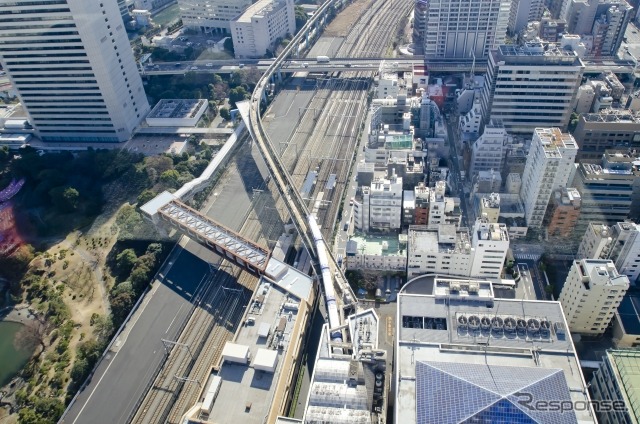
[146, 99, 208, 127]
[407, 218, 509, 279]
[345, 234, 407, 271]
[179, 0, 252, 34]
[354, 172, 403, 233]
[230, 0, 295, 59]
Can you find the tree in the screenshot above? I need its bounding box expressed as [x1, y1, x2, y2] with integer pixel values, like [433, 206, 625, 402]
[110, 289, 134, 325]
[295, 6, 309, 32]
[228, 86, 248, 109]
[159, 169, 181, 188]
[14, 317, 50, 354]
[116, 248, 138, 275]
[544, 284, 555, 297]
[130, 265, 151, 291]
[49, 185, 80, 213]
[219, 107, 231, 121]
[568, 112, 580, 133]
[70, 357, 90, 384]
[211, 82, 229, 103]
[92, 315, 113, 343]
[136, 189, 157, 206]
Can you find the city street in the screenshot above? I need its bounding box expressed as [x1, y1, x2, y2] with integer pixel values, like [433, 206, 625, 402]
[445, 113, 470, 227]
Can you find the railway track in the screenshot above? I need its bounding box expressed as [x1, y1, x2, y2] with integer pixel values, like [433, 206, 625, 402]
[130, 0, 411, 421]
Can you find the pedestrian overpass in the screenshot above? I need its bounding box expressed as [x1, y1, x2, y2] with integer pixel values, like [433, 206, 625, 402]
[141, 191, 314, 303]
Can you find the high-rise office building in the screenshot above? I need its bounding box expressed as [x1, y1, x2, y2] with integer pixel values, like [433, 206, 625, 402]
[559, 259, 629, 335]
[179, 0, 253, 33]
[481, 42, 584, 135]
[520, 128, 579, 228]
[0, 0, 150, 143]
[417, 0, 511, 59]
[572, 151, 640, 232]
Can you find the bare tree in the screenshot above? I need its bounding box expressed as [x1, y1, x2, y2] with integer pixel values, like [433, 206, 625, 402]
[14, 315, 50, 354]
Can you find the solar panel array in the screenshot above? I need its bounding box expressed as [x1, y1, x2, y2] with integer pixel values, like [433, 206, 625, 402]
[415, 361, 579, 424]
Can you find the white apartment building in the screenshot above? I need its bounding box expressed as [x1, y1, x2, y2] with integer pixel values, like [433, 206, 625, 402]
[469, 120, 511, 175]
[230, 0, 295, 59]
[470, 218, 510, 279]
[559, 259, 629, 335]
[179, 0, 252, 33]
[520, 128, 579, 228]
[577, 223, 614, 259]
[407, 219, 509, 279]
[420, 0, 511, 59]
[481, 43, 584, 135]
[0, 0, 150, 143]
[353, 173, 403, 233]
[578, 221, 640, 285]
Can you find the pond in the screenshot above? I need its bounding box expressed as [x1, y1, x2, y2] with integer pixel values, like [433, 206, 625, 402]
[0, 321, 35, 387]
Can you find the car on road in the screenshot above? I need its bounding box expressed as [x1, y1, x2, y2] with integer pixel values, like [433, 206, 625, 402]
[190, 66, 198, 70]
[206, 63, 214, 67]
[175, 62, 181, 67]
[239, 63, 245, 68]
[349, 197, 354, 206]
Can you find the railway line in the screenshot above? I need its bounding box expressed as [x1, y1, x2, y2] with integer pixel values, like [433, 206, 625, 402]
[130, 0, 411, 421]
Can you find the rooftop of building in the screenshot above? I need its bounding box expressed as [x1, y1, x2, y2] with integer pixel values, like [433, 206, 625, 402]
[605, 349, 640, 421]
[554, 187, 581, 206]
[347, 233, 406, 257]
[234, 0, 285, 22]
[575, 259, 630, 287]
[581, 108, 640, 124]
[494, 42, 583, 66]
[496, 193, 525, 216]
[396, 276, 594, 424]
[408, 225, 471, 255]
[481, 193, 500, 209]
[202, 275, 311, 424]
[535, 127, 578, 157]
[473, 220, 509, 242]
[147, 99, 206, 120]
[302, 309, 385, 424]
[580, 162, 636, 177]
[584, 222, 612, 239]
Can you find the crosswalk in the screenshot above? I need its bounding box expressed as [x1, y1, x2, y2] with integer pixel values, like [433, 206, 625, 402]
[514, 254, 541, 260]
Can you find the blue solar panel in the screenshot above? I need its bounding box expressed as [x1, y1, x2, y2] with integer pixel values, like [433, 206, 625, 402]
[415, 361, 579, 424]
[416, 361, 501, 424]
[463, 398, 537, 424]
